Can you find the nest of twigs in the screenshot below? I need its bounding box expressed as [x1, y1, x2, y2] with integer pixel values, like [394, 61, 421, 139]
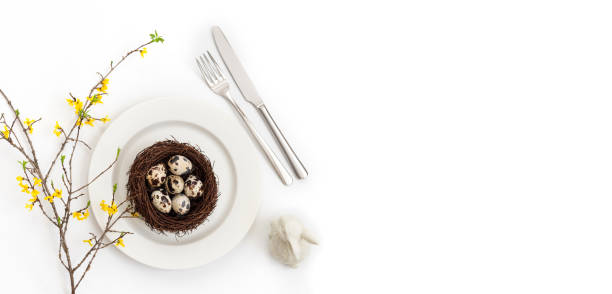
[127, 140, 218, 234]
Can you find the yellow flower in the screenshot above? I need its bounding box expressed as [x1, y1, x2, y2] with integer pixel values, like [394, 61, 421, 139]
[68, 98, 84, 115]
[30, 189, 40, 198]
[16, 176, 23, 182]
[52, 189, 62, 198]
[100, 200, 118, 216]
[109, 202, 117, 214]
[140, 47, 147, 58]
[27, 195, 37, 203]
[115, 238, 125, 247]
[25, 203, 34, 211]
[46, 189, 63, 203]
[84, 118, 95, 127]
[102, 78, 109, 85]
[76, 118, 82, 127]
[72, 209, 89, 221]
[2, 125, 9, 139]
[100, 116, 110, 123]
[88, 95, 103, 105]
[24, 118, 34, 134]
[83, 239, 93, 247]
[74, 99, 84, 114]
[96, 84, 108, 93]
[19, 182, 30, 193]
[131, 211, 140, 217]
[33, 178, 42, 187]
[53, 121, 62, 137]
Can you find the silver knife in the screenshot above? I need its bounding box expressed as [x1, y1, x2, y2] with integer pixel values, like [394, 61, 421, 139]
[212, 26, 308, 179]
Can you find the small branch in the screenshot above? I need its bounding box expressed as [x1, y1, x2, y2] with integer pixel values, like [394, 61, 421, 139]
[63, 129, 92, 150]
[58, 241, 69, 270]
[72, 157, 117, 194]
[72, 193, 86, 201]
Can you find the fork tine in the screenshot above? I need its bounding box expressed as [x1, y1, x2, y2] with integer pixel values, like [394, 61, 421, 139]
[195, 57, 205, 79]
[198, 55, 216, 84]
[207, 51, 223, 78]
[195, 57, 213, 86]
[202, 53, 219, 82]
[199, 54, 216, 84]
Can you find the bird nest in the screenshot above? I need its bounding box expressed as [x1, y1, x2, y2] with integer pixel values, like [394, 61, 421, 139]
[127, 140, 218, 234]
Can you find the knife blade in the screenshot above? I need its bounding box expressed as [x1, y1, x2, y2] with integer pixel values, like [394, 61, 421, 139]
[212, 26, 264, 108]
[212, 26, 309, 179]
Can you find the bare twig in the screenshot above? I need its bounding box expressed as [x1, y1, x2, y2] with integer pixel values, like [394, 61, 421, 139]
[72, 157, 117, 193]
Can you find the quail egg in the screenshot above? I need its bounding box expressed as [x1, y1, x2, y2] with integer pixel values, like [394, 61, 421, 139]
[150, 190, 171, 213]
[165, 175, 184, 194]
[168, 155, 193, 176]
[146, 163, 167, 188]
[171, 194, 191, 215]
[184, 175, 204, 198]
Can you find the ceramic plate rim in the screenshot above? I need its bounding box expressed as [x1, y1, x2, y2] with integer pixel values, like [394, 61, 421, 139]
[87, 97, 261, 270]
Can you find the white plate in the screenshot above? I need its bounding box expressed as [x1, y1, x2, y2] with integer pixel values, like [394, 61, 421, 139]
[88, 97, 261, 269]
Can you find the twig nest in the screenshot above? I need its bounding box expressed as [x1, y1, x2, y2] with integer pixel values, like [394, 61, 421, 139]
[184, 175, 204, 198]
[172, 194, 191, 215]
[268, 215, 318, 268]
[151, 190, 171, 213]
[127, 140, 218, 234]
[168, 155, 193, 176]
[165, 175, 184, 194]
[146, 163, 167, 188]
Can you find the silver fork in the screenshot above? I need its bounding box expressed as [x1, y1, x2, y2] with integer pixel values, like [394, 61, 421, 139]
[197, 51, 293, 186]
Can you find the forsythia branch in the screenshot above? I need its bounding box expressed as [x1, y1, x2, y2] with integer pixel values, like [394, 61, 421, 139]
[0, 31, 164, 294]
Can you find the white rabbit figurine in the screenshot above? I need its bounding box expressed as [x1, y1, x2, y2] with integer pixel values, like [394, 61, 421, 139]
[268, 215, 318, 267]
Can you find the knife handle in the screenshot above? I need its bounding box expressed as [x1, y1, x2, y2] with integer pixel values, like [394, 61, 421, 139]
[227, 98, 293, 185]
[258, 105, 308, 179]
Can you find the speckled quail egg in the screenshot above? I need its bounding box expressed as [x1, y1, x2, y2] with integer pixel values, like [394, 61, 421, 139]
[184, 175, 204, 198]
[150, 190, 171, 213]
[146, 163, 167, 188]
[165, 175, 184, 194]
[171, 194, 191, 215]
[168, 155, 193, 176]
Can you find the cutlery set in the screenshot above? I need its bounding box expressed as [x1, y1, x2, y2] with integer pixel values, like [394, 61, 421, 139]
[197, 26, 307, 185]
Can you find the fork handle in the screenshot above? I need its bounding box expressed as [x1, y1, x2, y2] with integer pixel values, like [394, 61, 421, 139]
[228, 98, 293, 186]
[258, 105, 308, 179]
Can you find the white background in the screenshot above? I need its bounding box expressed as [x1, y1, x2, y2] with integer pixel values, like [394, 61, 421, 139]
[1, 0, 611, 293]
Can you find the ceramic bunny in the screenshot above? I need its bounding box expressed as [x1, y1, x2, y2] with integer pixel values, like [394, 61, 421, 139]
[268, 215, 318, 267]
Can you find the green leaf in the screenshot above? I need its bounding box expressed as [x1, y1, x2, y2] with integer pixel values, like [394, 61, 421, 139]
[149, 30, 164, 43]
[113, 183, 117, 194]
[78, 109, 90, 119]
[18, 160, 28, 171]
[116, 148, 121, 159]
[57, 217, 61, 226]
[60, 155, 66, 165]
[87, 200, 91, 208]
[15, 109, 20, 116]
